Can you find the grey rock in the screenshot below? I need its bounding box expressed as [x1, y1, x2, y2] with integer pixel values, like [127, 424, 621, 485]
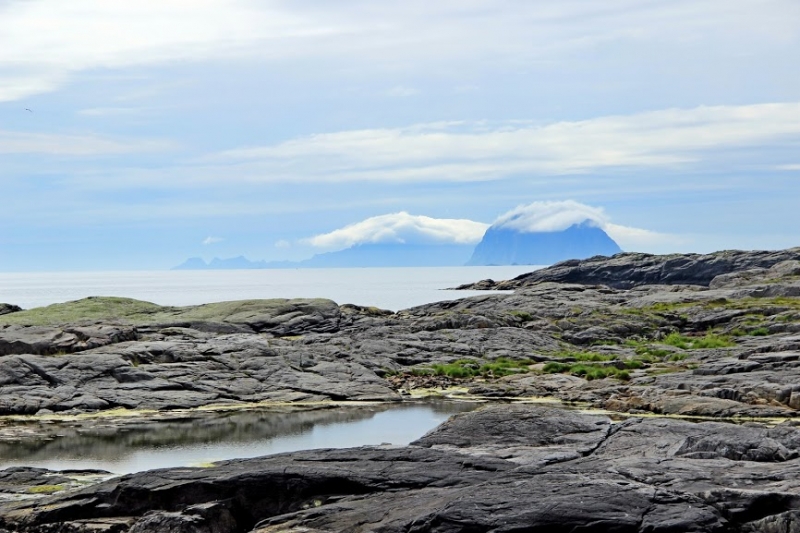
[0, 325, 137, 356]
[457, 247, 800, 290]
[13, 405, 800, 532]
[0, 304, 21, 317]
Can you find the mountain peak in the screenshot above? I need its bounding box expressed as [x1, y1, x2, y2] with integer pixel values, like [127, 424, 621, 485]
[466, 222, 622, 266]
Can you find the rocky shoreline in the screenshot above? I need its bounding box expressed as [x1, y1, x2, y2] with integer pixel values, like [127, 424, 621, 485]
[1, 247, 800, 531]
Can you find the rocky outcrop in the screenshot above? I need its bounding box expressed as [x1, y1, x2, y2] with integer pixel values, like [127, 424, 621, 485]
[0, 336, 399, 414]
[458, 247, 800, 289]
[6, 405, 800, 532]
[0, 324, 137, 356]
[0, 304, 20, 317]
[3, 247, 800, 531]
[1, 249, 800, 417]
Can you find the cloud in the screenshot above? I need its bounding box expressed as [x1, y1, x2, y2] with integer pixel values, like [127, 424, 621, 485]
[202, 236, 223, 245]
[776, 164, 800, 171]
[386, 86, 420, 98]
[0, 130, 174, 155]
[304, 212, 489, 250]
[2, 0, 797, 101]
[77, 107, 142, 117]
[493, 201, 607, 233]
[274, 239, 291, 248]
[207, 102, 800, 183]
[492, 201, 680, 251]
[0, 0, 327, 101]
[603, 223, 686, 250]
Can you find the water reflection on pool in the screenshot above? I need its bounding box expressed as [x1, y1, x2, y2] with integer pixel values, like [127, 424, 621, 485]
[0, 401, 479, 474]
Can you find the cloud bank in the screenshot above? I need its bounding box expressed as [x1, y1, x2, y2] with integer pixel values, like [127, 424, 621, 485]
[492, 201, 682, 250]
[305, 212, 489, 250]
[0, 130, 172, 156]
[210, 102, 800, 184]
[1, 0, 797, 101]
[304, 203, 681, 253]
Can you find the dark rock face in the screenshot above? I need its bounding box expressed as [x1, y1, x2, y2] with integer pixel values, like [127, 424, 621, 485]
[467, 222, 622, 266]
[0, 304, 21, 317]
[0, 338, 399, 414]
[460, 248, 800, 289]
[7, 405, 800, 532]
[0, 325, 137, 356]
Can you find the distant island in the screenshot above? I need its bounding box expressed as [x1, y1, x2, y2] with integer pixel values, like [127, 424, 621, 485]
[466, 222, 622, 266]
[175, 209, 625, 269]
[174, 243, 476, 270]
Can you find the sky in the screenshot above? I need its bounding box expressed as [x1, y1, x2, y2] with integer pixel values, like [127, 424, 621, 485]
[1, 0, 799, 271]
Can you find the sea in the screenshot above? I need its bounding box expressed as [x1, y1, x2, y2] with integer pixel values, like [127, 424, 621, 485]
[0, 266, 541, 312]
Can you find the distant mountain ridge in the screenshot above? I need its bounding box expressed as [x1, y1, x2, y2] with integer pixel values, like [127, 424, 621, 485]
[175, 221, 624, 270]
[173, 243, 475, 270]
[466, 222, 622, 266]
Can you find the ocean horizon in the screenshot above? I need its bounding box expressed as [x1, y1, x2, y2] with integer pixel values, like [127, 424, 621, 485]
[0, 265, 542, 312]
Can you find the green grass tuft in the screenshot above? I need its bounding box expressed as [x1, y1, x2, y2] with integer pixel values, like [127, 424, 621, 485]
[542, 361, 631, 381]
[28, 484, 64, 494]
[662, 331, 735, 350]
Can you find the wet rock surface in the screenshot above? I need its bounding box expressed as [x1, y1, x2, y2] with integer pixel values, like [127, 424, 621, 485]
[4, 405, 800, 532]
[1, 248, 800, 530]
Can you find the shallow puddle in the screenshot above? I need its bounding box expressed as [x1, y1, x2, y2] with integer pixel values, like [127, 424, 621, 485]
[0, 401, 478, 474]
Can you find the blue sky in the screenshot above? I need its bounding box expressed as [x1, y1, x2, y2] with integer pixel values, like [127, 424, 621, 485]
[1, 0, 799, 270]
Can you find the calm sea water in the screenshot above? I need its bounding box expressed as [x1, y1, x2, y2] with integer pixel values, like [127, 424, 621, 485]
[0, 266, 539, 311]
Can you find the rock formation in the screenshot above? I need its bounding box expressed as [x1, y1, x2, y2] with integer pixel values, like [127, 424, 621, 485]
[2, 247, 800, 531]
[4, 405, 800, 531]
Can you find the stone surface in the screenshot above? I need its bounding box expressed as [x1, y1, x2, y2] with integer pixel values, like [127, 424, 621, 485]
[457, 247, 800, 290]
[3, 242, 800, 531]
[0, 304, 20, 317]
[0, 325, 137, 356]
[1, 248, 800, 417]
[7, 405, 800, 532]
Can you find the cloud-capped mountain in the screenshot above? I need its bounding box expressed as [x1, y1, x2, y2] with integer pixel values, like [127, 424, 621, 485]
[465, 201, 624, 265]
[173, 202, 661, 270]
[466, 222, 622, 266]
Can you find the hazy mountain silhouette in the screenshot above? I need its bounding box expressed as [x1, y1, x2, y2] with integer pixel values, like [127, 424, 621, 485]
[466, 222, 622, 265]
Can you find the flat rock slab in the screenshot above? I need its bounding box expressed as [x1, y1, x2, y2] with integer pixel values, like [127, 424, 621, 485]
[4, 405, 800, 532]
[0, 325, 137, 356]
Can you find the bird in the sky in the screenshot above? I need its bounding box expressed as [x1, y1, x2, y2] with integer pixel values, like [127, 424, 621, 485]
[25, 108, 33, 113]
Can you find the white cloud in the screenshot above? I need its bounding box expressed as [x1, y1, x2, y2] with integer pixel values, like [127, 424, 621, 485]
[603, 223, 686, 250]
[304, 212, 489, 250]
[0, 130, 174, 155]
[77, 107, 142, 117]
[492, 201, 681, 251]
[1, 0, 797, 101]
[274, 239, 291, 248]
[208, 102, 800, 183]
[0, 0, 328, 101]
[776, 164, 800, 171]
[202, 236, 223, 245]
[493, 200, 607, 232]
[386, 86, 420, 98]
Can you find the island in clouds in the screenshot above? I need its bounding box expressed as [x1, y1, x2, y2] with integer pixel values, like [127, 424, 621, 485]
[175, 201, 657, 270]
